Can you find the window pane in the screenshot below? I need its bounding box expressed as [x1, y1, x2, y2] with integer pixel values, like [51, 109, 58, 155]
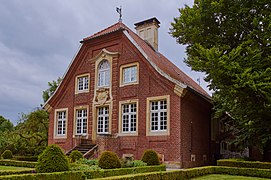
[150, 99, 167, 132]
[97, 107, 109, 133]
[123, 66, 137, 84]
[122, 103, 137, 133]
[98, 60, 110, 87]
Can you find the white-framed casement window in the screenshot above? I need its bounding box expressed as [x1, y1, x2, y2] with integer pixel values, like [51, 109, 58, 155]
[150, 100, 167, 131]
[54, 108, 68, 139]
[97, 107, 109, 134]
[75, 74, 89, 94]
[76, 109, 87, 135]
[98, 60, 110, 88]
[123, 66, 137, 84]
[146, 95, 170, 136]
[57, 111, 66, 135]
[122, 103, 137, 133]
[120, 62, 139, 87]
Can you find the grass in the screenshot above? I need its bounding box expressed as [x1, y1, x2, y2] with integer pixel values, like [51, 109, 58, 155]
[0, 166, 33, 171]
[192, 174, 269, 180]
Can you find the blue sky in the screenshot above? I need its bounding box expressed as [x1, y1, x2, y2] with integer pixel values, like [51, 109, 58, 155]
[0, 0, 210, 124]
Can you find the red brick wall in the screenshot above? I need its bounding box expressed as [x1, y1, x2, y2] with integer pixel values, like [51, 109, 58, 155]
[48, 32, 211, 167]
[181, 91, 212, 168]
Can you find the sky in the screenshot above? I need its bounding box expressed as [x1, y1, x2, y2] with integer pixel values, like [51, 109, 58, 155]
[0, 0, 210, 124]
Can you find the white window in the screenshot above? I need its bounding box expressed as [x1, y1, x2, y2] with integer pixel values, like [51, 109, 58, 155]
[98, 60, 110, 87]
[57, 111, 66, 135]
[150, 100, 167, 131]
[76, 109, 87, 135]
[78, 76, 89, 91]
[123, 66, 137, 84]
[122, 103, 137, 133]
[97, 107, 109, 134]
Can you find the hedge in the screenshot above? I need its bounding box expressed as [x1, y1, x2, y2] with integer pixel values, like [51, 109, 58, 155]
[214, 166, 271, 179]
[13, 156, 38, 162]
[0, 160, 37, 168]
[94, 166, 271, 180]
[84, 165, 166, 179]
[0, 170, 34, 176]
[0, 171, 85, 180]
[217, 159, 271, 169]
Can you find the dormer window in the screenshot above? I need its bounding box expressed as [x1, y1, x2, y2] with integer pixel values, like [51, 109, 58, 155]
[98, 60, 110, 88]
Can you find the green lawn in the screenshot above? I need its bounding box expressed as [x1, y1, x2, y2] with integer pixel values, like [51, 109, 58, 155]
[0, 166, 33, 171]
[192, 174, 269, 180]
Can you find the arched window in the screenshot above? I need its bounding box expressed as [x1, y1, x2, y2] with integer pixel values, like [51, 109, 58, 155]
[98, 60, 110, 87]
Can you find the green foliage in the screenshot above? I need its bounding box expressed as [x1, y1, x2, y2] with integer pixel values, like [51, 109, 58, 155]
[141, 150, 160, 166]
[36, 144, 70, 173]
[69, 150, 83, 163]
[170, 0, 271, 159]
[70, 164, 101, 171]
[83, 165, 166, 179]
[0, 159, 37, 168]
[0, 171, 85, 180]
[0, 169, 34, 176]
[14, 156, 38, 162]
[42, 77, 62, 103]
[1, 150, 13, 159]
[0, 116, 13, 132]
[98, 151, 121, 169]
[217, 159, 271, 169]
[122, 159, 147, 168]
[76, 158, 98, 165]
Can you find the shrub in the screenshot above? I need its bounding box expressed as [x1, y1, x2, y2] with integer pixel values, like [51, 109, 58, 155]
[141, 150, 160, 166]
[122, 159, 147, 168]
[1, 150, 13, 159]
[70, 164, 101, 171]
[217, 159, 271, 169]
[98, 151, 121, 169]
[76, 158, 98, 165]
[35, 144, 70, 173]
[69, 150, 83, 163]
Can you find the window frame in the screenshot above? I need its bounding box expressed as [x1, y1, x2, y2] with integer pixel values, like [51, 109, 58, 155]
[97, 106, 109, 134]
[97, 60, 110, 88]
[74, 106, 88, 136]
[146, 95, 170, 136]
[118, 99, 139, 136]
[120, 62, 139, 87]
[75, 73, 90, 94]
[54, 108, 68, 139]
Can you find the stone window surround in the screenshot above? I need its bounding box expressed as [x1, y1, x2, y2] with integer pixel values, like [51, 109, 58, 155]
[118, 99, 139, 136]
[146, 95, 170, 136]
[75, 73, 90, 94]
[119, 62, 139, 87]
[54, 108, 68, 139]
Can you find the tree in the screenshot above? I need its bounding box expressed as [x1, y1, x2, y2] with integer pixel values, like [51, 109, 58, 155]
[14, 108, 49, 155]
[0, 116, 13, 132]
[171, 0, 271, 161]
[42, 77, 62, 103]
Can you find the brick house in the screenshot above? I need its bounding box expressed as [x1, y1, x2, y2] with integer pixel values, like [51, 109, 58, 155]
[44, 18, 212, 168]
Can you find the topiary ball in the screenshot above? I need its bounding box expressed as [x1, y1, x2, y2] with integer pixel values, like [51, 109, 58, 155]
[141, 149, 160, 166]
[98, 151, 121, 169]
[69, 150, 83, 163]
[1, 150, 13, 159]
[36, 144, 70, 173]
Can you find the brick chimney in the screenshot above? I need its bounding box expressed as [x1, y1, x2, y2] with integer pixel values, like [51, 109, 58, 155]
[134, 17, 160, 51]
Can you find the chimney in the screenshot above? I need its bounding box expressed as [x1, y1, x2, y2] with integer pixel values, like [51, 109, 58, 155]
[134, 17, 160, 51]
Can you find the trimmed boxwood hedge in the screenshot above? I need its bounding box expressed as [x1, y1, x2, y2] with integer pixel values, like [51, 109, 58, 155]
[217, 159, 271, 169]
[0, 160, 37, 168]
[14, 156, 38, 162]
[0, 171, 85, 180]
[84, 164, 166, 179]
[93, 166, 271, 180]
[0, 170, 34, 176]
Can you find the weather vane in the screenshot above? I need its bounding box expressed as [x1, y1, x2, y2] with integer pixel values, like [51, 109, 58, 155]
[116, 6, 122, 22]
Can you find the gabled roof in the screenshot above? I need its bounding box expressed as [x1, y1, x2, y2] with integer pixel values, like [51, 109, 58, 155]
[82, 22, 210, 98]
[44, 21, 210, 110]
